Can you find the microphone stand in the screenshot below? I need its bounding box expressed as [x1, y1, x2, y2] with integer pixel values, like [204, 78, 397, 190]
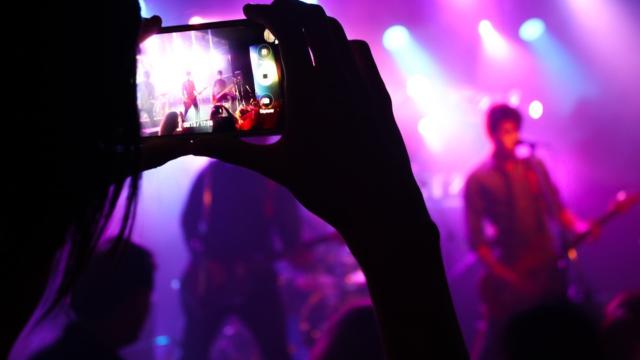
[525, 143, 595, 306]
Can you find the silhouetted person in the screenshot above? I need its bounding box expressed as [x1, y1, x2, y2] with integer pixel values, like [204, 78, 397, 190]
[212, 70, 233, 105]
[503, 300, 604, 360]
[182, 71, 200, 121]
[4, 2, 152, 355]
[30, 242, 155, 360]
[138, 70, 156, 125]
[159, 111, 181, 136]
[180, 160, 300, 360]
[311, 303, 384, 360]
[465, 104, 589, 360]
[602, 291, 640, 360]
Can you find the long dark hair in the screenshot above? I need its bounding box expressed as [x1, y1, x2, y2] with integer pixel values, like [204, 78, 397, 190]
[3, 0, 143, 353]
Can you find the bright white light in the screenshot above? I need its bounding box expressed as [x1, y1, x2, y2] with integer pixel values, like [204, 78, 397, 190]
[508, 90, 521, 107]
[140, 0, 149, 17]
[188, 16, 206, 25]
[383, 25, 411, 51]
[519, 18, 546, 42]
[478, 20, 509, 58]
[479, 96, 491, 110]
[529, 100, 544, 119]
[406, 75, 435, 100]
[478, 20, 493, 36]
[418, 117, 448, 153]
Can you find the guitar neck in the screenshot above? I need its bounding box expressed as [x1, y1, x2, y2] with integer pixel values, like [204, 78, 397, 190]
[563, 191, 639, 259]
[571, 212, 610, 249]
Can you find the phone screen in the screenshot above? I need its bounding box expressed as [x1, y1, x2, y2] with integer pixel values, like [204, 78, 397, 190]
[136, 20, 283, 137]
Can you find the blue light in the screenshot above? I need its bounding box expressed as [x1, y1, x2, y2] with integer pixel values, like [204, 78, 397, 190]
[383, 25, 411, 51]
[519, 18, 546, 42]
[139, 0, 149, 17]
[154, 335, 171, 347]
[170, 279, 181, 290]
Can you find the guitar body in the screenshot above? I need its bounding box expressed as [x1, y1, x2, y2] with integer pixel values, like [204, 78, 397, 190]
[481, 191, 639, 320]
[180, 232, 342, 312]
[183, 86, 210, 106]
[212, 83, 238, 104]
[181, 258, 274, 311]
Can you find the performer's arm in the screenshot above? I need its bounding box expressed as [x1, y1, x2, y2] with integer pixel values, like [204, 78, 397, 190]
[535, 159, 590, 234]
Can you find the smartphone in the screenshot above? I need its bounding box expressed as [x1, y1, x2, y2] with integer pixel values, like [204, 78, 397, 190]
[136, 20, 283, 138]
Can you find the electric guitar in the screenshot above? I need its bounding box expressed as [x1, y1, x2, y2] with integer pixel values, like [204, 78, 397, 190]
[563, 191, 640, 261]
[181, 232, 343, 307]
[212, 83, 237, 104]
[480, 190, 640, 319]
[183, 86, 210, 104]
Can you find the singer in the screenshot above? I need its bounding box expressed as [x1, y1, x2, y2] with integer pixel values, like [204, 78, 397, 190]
[463, 104, 590, 360]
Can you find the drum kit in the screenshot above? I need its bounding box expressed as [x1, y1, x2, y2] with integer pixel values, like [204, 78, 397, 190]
[277, 232, 371, 348]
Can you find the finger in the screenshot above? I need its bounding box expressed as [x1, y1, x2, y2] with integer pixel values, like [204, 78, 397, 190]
[324, 16, 361, 80]
[295, 4, 341, 72]
[139, 15, 162, 44]
[349, 40, 411, 164]
[243, 4, 313, 90]
[190, 135, 282, 182]
[349, 40, 392, 107]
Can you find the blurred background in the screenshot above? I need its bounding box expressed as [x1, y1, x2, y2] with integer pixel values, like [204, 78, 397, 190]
[14, 0, 640, 359]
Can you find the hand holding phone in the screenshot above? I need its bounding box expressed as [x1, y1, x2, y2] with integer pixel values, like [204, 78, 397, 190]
[137, 20, 284, 138]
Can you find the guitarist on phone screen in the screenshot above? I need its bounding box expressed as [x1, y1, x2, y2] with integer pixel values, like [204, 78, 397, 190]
[464, 104, 594, 360]
[182, 71, 207, 121]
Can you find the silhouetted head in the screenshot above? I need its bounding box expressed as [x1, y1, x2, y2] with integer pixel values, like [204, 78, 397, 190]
[504, 301, 604, 360]
[6, 0, 143, 350]
[159, 111, 180, 136]
[486, 104, 522, 155]
[602, 291, 640, 360]
[71, 241, 155, 349]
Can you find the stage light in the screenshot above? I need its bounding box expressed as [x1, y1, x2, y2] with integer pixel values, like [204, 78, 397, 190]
[154, 336, 171, 347]
[508, 90, 521, 107]
[519, 18, 546, 42]
[479, 96, 491, 110]
[188, 16, 205, 25]
[478, 20, 493, 36]
[529, 100, 544, 119]
[170, 279, 181, 290]
[478, 20, 508, 57]
[383, 25, 411, 51]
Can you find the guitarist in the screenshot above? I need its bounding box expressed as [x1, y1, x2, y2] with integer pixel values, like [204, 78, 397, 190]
[464, 104, 591, 360]
[182, 71, 201, 121]
[138, 70, 156, 126]
[212, 70, 232, 104]
[180, 160, 301, 360]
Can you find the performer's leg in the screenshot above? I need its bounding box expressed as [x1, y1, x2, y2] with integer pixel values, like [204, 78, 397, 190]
[239, 270, 291, 360]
